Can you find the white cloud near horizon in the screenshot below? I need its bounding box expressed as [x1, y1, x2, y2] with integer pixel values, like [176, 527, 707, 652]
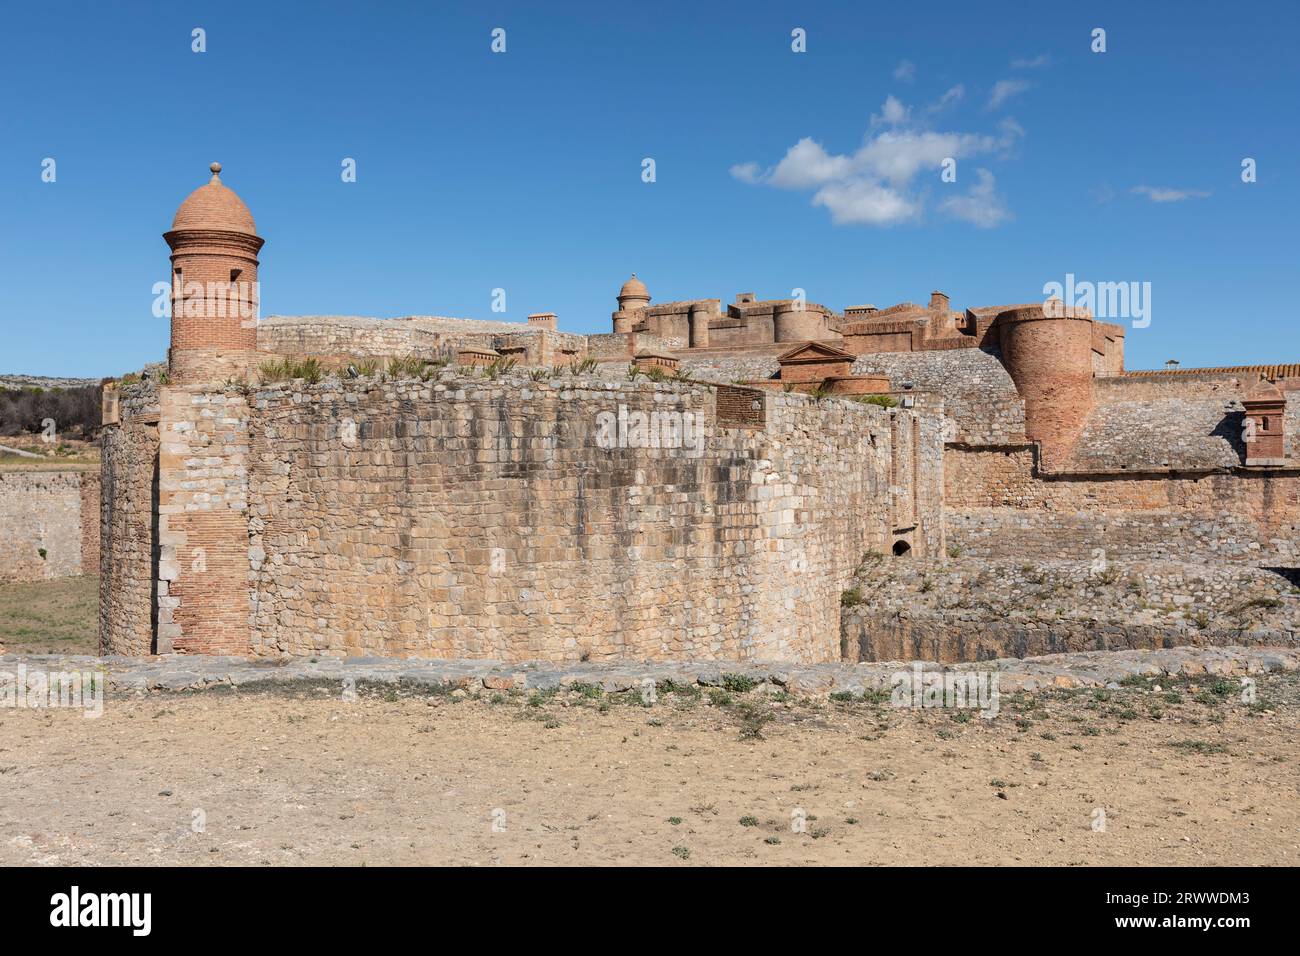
[730, 96, 1020, 227]
[1131, 185, 1211, 202]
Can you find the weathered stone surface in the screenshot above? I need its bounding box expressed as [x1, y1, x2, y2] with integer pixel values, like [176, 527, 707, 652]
[842, 558, 1300, 663]
[0, 470, 98, 583]
[7, 645, 1294, 700]
[104, 371, 944, 663]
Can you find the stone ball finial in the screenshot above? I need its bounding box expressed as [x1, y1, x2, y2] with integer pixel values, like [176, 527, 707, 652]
[209, 162, 222, 180]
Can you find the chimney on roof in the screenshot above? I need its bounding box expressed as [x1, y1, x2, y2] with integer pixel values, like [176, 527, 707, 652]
[1165, 359, 1180, 370]
[929, 291, 949, 313]
[527, 312, 558, 331]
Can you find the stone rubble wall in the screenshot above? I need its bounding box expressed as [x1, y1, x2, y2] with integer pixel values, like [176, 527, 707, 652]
[257, 316, 588, 369]
[10, 644, 1298, 698]
[852, 348, 1026, 446]
[1093, 373, 1298, 462]
[258, 316, 462, 359]
[0, 470, 97, 583]
[1068, 397, 1241, 471]
[99, 386, 161, 654]
[944, 446, 1299, 564]
[841, 558, 1300, 663]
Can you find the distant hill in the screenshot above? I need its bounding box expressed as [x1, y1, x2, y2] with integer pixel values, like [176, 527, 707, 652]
[0, 374, 103, 391]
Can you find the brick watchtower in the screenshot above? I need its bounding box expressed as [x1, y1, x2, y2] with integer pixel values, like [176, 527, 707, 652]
[996, 302, 1096, 471]
[164, 163, 264, 384]
[612, 274, 650, 333]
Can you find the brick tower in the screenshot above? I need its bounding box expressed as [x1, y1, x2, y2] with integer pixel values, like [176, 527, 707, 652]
[164, 162, 264, 384]
[996, 303, 1096, 471]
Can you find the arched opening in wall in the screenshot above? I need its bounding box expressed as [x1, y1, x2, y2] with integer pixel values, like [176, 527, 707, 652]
[892, 540, 912, 558]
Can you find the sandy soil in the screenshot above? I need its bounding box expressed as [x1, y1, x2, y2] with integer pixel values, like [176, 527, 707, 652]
[1, 674, 1296, 866]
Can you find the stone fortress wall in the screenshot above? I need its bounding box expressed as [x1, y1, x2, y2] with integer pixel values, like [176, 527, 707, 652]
[99, 385, 160, 655]
[91, 163, 1299, 663]
[0, 469, 99, 583]
[102, 371, 943, 661]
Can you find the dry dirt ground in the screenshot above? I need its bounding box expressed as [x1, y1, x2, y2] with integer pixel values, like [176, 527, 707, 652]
[1, 672, 1296, 866]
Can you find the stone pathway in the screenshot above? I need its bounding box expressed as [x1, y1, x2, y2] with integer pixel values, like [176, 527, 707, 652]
[2, 645, 1297, 697]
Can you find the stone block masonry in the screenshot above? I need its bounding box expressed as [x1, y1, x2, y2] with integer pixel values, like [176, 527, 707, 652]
[241, 375, 940, 661]
[0, 469, 99, 583]
[99, 372, 944, 662]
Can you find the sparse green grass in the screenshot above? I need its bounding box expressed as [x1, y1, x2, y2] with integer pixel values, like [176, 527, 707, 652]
[735, 702, 774, 740]
[721, 673, 757, 693]
[0, 574, 98, 654]
[0, 455, 99, 471]
[707, 689, 733, 708]
[1229, 596, 1282, 616]
[1166, 740, 1229, 755]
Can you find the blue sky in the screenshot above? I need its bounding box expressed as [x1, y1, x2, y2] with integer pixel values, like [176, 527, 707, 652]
[1, 0, 1296, 377]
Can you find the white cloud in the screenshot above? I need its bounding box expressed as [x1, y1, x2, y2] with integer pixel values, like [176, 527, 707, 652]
[987, 78, 1029, 110]
[939, 168, 1010, 227]
[1011, 54, 1051, 69]
[1131, 185, 1211, 202]
[927, 84, 965, 113]
[893, 59, 916, 83]
[872, 94, 910, 126]
[857, 129, 1004, 185]
[814, 180, 916, 226]
[766, 138, 854, 189]
[729, 96, 1023, 228]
